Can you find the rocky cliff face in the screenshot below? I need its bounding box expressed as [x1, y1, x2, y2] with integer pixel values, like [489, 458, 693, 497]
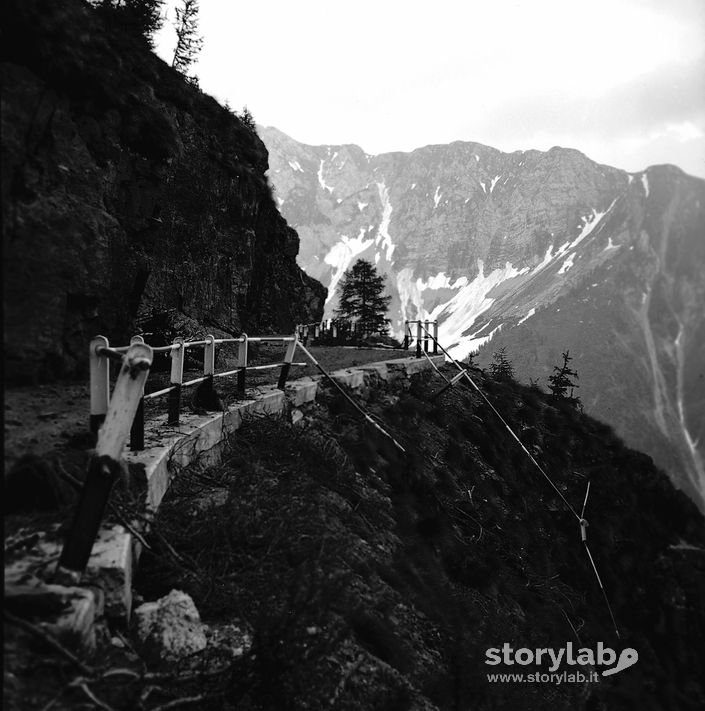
[261, 126, 705, 510]
[1, 0, 325, 384]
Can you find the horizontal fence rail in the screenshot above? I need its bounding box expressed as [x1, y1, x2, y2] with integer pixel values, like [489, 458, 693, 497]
[89, 330, 305, 452]
[57, 328, 307, 583]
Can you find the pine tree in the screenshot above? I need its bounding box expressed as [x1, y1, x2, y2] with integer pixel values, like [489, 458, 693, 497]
[548, 350, 582, 409]
[90, 0, 164, 47]
[489, 347, 514, 381]
[172, 0, 203, 74]
[239, 106, 257, 133]
[335, 259, 391, 338]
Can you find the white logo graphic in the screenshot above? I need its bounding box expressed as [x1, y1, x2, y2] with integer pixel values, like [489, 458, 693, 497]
[485, 642, 639, 680]
[601, 647, 639, 676]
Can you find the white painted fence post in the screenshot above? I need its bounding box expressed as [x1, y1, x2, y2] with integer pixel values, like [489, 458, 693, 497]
[56, 342, 153, 581]
[278, 333, 298, 389]
[89, 335, 110, 434]
[237, 333, 248, 395]
[167, 337, 185, 425]
[204, 334, 216, 377]
[129, 335, 146, 451]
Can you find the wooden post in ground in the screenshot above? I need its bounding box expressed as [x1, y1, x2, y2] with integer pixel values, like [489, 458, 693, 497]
[237, 334, 248, 396]
[167, 337, 184, 425]
[129, 335, 146, 451]
[424, 320, 430, 353]
[403, 321, 409, 350]
[416, 321, 422, 358]
[204, 334, 216, 379]
[55, 342, 153, 583]
[89, 336, 110, 434]
[277, 335, 298, 389]
[433, 321, 439, 354]
[194, 333, 218, 411]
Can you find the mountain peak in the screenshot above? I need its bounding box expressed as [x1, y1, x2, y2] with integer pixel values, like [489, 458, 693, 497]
[264, 128, 705, 512]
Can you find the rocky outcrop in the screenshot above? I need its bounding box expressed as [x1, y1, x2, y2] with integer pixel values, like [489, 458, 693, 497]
[262, 126, 705, 511]
[1, 0, 325, 384]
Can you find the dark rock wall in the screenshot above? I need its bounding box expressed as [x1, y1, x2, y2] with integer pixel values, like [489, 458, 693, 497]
[1, 0, 325, 383]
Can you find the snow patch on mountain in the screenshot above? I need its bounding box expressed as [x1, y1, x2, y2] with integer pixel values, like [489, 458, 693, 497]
[570, 200, 616, 251]
[641, 172, 650, 197]
[529, 206, 613, 276]
[396, 269, 459, 324]
[558, 253, 576, 274]
[462, 324, 505, 356]
[288, 160, 303, 172]
[318, 160, 334, 193]
[436, 260, 529, 360]
[323, 229, 374, 305]
[534, 245, 556, 271]
[357, 201, 368, 211]
[518, 307, 536, 325]
[400, 252, 556, 353]
[675, 325, 705, 487]
[375, 182, 395, 262]
[490, 175, 501, 193]
[434, 186, 442, 208]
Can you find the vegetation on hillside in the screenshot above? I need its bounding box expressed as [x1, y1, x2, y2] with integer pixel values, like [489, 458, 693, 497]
[126, 364, 704, 710]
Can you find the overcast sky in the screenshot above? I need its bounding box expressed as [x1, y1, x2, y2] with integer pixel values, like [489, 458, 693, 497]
[155, 0, 705, 178]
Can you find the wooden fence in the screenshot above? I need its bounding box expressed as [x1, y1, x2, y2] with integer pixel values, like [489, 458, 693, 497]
[297, 318, 438, 354]
[89, 331, 304, 451]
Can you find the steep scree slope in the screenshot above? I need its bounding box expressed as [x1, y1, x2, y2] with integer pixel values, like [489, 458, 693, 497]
[1, 1, 325, 384]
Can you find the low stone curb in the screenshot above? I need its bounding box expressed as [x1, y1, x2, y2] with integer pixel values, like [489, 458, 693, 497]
[4, 354, 445, 650]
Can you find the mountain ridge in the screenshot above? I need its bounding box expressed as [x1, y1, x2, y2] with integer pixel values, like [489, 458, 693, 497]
[261, 126, 705, 511]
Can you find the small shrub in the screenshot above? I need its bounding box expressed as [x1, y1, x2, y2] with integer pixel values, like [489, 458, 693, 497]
[489, 347, 514, 382]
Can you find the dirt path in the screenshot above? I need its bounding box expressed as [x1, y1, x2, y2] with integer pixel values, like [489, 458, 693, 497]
[3, 346, 412, 473]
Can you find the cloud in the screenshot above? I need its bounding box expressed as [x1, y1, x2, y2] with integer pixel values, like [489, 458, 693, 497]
[154, 0, 705, 176]
[435, 52, 705, 175]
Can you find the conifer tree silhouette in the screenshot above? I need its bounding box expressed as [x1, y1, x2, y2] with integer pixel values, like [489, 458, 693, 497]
[172, 0, 203, 74]
[489, 347, 514, 381]
[548, 350, 582, 409]
[336, 259, 391, 338]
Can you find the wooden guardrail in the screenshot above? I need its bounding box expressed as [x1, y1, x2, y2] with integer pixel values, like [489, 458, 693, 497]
[55, 329, 305, 582]
[297, 318, 438, 354]
[89, 330, 304, 451]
